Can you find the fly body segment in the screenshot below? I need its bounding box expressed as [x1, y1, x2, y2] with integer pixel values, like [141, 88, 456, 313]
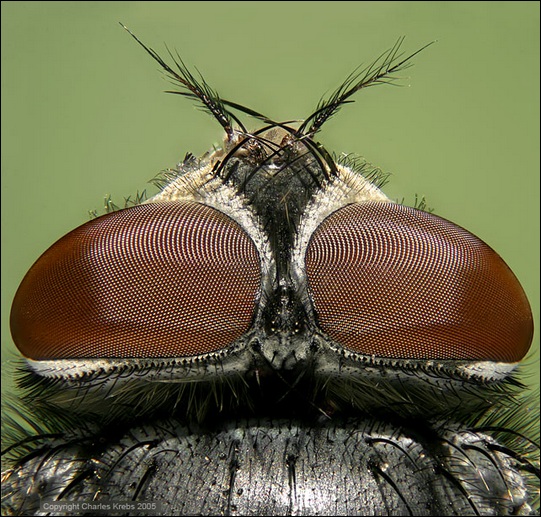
[2, 29, 539, 516]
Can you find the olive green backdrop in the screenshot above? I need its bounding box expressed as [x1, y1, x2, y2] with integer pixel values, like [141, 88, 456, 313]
[2, 3, 539, 404]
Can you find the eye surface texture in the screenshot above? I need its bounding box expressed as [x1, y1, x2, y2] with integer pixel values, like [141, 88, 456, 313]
[305, 202, 533, 362]
[10, 202, 261, 360]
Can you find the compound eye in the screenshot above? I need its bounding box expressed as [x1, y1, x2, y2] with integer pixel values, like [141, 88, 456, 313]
[10, 202, 261, 360]
[305, 202, 533, 362]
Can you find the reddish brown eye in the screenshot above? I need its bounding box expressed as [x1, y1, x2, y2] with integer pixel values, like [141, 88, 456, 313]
[305, 202, 533, 362]
[10, 202, 261, 360]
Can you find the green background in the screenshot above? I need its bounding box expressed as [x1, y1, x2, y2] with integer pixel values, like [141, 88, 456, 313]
[2, 2, 539, 403]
